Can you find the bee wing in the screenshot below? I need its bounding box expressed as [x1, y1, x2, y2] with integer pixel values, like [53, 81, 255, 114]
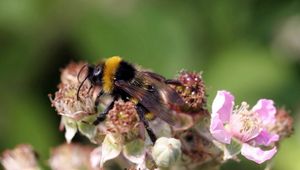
[115, 80, 178, 126]
[139, 71, 166, 82]
[137, 71, 185, 107]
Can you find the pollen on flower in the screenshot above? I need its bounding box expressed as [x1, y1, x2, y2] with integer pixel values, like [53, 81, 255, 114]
[49, 61, 97, 120]
[49, 83, 96, 120]
[105, 100, 141, 137]
[231, 102, 261, 142]
[210, 91, 282, 164]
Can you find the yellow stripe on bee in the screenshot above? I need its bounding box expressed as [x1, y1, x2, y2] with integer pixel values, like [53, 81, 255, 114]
[145, 112, 155, 120]
[130, 98, 139, 105]
[102, 56, 122, 93]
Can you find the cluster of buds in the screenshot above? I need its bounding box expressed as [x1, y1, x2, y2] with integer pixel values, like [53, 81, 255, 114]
[1, 61, 294, 170]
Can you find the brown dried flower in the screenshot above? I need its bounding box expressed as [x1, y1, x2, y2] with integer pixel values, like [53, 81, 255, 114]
[174, 71, 207, 114]
[269, 108, 294, 139]
[0, 144, 40, 170]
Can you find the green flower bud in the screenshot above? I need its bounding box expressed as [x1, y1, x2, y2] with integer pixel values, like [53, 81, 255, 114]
[152, 137, 182, 168]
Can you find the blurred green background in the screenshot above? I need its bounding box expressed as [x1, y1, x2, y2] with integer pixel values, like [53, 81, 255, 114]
[0, 0, 300, 169]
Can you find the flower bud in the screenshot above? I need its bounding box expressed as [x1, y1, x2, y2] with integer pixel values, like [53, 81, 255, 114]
[152, 137, 182, 168]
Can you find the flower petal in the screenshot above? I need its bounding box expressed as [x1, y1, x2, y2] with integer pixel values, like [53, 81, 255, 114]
[219, 138, 242, 161]
[252, 99, 276, 125]
[253, 129, 279, 146]
[100, 133, 122, 167]
[90, 146, 102, 168]
[123, 139, 146, 164]
[212, 90, 234, 123]
[241, 143, 277, 164]
[78, 122, 96, 139]
[62, 117, 77, 143]
[210, 114, 232, 144]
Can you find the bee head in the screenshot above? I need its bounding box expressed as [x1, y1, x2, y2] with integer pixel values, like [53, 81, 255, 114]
[88, 64, 103, 85]
[77, 64, 103, 100]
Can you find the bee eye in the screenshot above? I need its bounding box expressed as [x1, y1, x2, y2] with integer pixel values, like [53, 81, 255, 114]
[94, 67, 102, 76]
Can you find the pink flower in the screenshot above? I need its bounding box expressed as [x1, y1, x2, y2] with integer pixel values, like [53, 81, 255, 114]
[210, 90, 279, 164]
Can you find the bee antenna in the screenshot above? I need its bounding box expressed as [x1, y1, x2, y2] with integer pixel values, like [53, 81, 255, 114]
[77, 76, 89, 100]
[77, 64, 88, 83]
[87, 84, 94, 95]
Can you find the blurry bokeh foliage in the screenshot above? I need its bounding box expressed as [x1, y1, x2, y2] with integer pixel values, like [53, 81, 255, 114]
[0, 0, 300, 169]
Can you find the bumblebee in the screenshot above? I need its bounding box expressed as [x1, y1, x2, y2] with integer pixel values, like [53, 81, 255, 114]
[77, 56, 184, 143]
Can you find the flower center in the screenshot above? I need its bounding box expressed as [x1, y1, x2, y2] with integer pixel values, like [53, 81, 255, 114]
[230, 102, 261, 142]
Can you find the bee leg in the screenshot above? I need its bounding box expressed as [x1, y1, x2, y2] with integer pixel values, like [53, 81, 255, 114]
[94, 91, 104, 112]
[165, 79, 182, 86]
[93, 99, 115, 125]
[135, 104, 157, 144]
